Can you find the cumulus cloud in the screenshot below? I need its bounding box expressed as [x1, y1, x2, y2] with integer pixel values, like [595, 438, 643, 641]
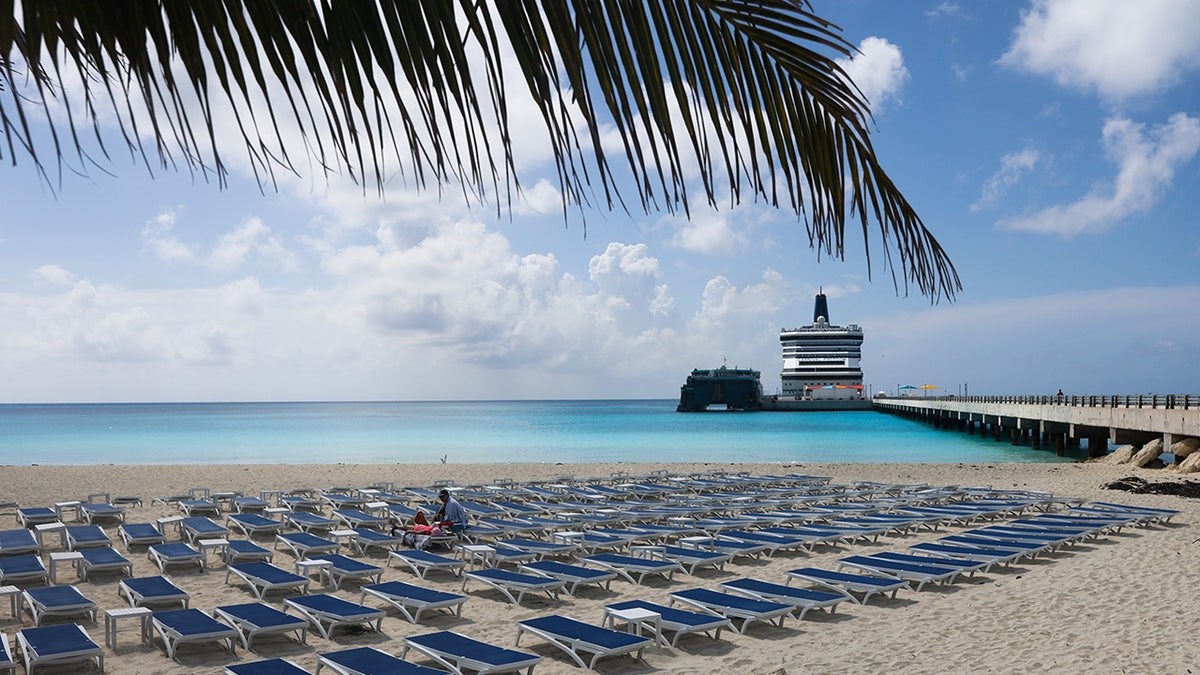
[33, 264, 75, 287]
[972, 147, 1042, 212]
[208, 217, 300, 273]
[1001, 114, 1200, 236]
[1001, 0, 1200, 100]
[141, 208, 195, 262]
[838, 37, 909, 111]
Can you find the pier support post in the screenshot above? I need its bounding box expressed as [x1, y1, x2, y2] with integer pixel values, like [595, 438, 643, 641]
[1031, 431, 1041, 450]
[1055, 433, 1066, 456]
[1087, 432, 1108, 458]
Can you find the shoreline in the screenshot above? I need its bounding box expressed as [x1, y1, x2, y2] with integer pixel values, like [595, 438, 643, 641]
[1, 461, 1196, 674]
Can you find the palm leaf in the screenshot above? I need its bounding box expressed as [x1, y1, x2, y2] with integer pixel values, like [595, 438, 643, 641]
[0, 0, 960, 299]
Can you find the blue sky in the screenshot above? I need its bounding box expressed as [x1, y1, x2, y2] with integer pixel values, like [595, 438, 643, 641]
[1, 0, 1199, 403]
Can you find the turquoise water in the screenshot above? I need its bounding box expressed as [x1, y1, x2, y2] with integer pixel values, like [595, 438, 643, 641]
[0, 400, 1079, 465]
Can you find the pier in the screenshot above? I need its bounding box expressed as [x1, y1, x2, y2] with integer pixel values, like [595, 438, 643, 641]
[872, 395, 1200, 458]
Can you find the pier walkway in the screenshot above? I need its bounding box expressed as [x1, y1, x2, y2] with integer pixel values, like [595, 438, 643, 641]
[873, 395, 1200, 458]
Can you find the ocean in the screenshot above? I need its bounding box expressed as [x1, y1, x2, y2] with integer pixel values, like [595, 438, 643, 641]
[0, 400, 1081, 466]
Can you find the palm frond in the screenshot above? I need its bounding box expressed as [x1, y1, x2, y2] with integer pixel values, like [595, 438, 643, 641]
[0, 0, 960, 300]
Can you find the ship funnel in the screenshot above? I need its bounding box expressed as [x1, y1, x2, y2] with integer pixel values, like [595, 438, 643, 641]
[813, 292, 829, 324]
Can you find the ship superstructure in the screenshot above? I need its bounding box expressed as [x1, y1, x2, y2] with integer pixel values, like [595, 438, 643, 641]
[779, 291, 864, 400]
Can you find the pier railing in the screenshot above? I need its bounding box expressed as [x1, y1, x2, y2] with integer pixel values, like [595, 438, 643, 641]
[880, 394, 1199, 410]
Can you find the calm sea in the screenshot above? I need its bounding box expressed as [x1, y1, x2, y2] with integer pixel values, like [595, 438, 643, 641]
[0, 399, 1078, 466]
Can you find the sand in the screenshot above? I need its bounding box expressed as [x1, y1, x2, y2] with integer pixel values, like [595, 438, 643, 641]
[1, 460, 1196, 674]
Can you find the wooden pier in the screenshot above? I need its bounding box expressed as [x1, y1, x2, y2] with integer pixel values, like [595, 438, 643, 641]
[872, 395, 1200, 458]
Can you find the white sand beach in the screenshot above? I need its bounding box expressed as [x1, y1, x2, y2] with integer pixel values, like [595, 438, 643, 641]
[1, 460, 1196, 674]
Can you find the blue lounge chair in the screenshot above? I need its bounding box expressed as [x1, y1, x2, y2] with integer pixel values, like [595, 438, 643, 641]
[228, 514, 285, 538]
[226, 562, 310, 599]
[908, 542, 1023, 570]
[316, 647, 444, 675]
[361, 581, 468, 623]
[348, 528, 402, 554]
[214, 602, 309, 650]
[0, 554, 48, 586]
[77, 546, 133, 580]
[119, 575, 191, 609]
[495, 538, 579, 560]
[16, 507, 59, 528]
[653, 544, 734, 575]
[226, 540, 275, 564]
[283, 594, 385, 640]
[0, 633, 11, 675]
[23, 585, 97, 625]
[119, 523, 167, 549]
[786, 567, 909, 605]
[605, 599, 732, 647]
[148, 542, 206, 573]
[519, 560, 618, 595]
[79, 502, 125, 525]
[462, 568, 564, 605]
[669, 587, 793, 634]
[871, 551, 988, 577]
[275, 532, 339, 559]
[720, 577, 846, 619]
[837, 554, 963, 591]
[332, 509, 388, 530]
[15, 624, 104, 673]
[63, 525, 111, 551]
[388, 549, 465, 579]
[401, 630, 542, 675]
[583, 553, 681, 584]
[181, 517, 230, 543]
[151, 608, 238, 659]
[178, 498, 222, 517]
[320, 494, 367, 510]
[225, 658, 310, 675]
[516, 615, 651, 669]
[279, 495, 323, 512]
[285, 512, 339, 533]
[231, 496, 271, 513]
[307, 554, 383, 590]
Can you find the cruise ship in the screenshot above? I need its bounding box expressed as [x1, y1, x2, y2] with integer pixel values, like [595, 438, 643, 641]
[777, 290, 866, 403]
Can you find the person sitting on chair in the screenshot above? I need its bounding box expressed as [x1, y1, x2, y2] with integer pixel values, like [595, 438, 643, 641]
[434, 489, 468, 533]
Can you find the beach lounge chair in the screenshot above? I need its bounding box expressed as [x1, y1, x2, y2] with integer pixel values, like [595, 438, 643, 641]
[148, 542, 206, 573]
[516, 615, 651, 669]
[316, 647, 444, 675]
[119, 522, 167, 549]
[908, 542, 1022, 570]
[583, 553, 681, 584]
[284, 512, 340, 533]
[401, 630, 542, 675]
[16, 507, 60, 528]
[476, 518, 546, 537]
[231, 496, 270, 513]
[388, 549, 465, 579]
[76, 546, 133, 580]
[759, 526, 849, 550]
[347, 528, 402, 554]
[519, 560, 618, 595]
[605, 599, 732, 647]
[178, 498, 222, 517]
[940, 534, 1049, 559]
[720, 530, 815, 555]
[786, 567, 909, 605]
[119, 575, 191, 609]
[283, 594, 385, 640]
[485, 546, 538, 568]
[225, 658, 310, 675]
[668, 587, 793, 634]
[275, 532, 339, 559]
[23, 585, 97, 625]
[720, 577, 846, 619]
[79, 501, 125, 525]
[306, 554, 383, 590]
[1086, 501, 1179, 524]
[214, 602, 310, 650]
[0, 554, 48, 586]
[361, 580, 469, 623]
[151, 608, 239, 659]
[332, 509, 388, 530]
[872, 551, 988, 577]
[320, 493, 367, 511]
[836, 554, 962, 591]
[226, 562, 310, 599]
[181, 517, 230, 543]
[226, 540, 275, 564]
[0, 633, 11, 675]
[228, 514, 285, 538]
[15, 624, 104, 673]
[462, 568, 564, 605]
[652, 544, 734, 575]
[279, 495, 323, 512]
[63, 525, 111, 550]
[495, 538, 578, 560]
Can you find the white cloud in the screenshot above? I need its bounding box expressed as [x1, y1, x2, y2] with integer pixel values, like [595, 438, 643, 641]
[208, 217, 300, 272]
[33, 264, 75, 287]
[1001, 114, 1200, 236]
[838, 37, 909, 111]
[972, 147, 1042, 212]
[141, 208, 195, 262]
[1001, 0, 1200, 100]
[668, 207, 743, 255]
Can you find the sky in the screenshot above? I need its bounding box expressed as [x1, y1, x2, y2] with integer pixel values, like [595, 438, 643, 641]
[1, 0, 1199, 403]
